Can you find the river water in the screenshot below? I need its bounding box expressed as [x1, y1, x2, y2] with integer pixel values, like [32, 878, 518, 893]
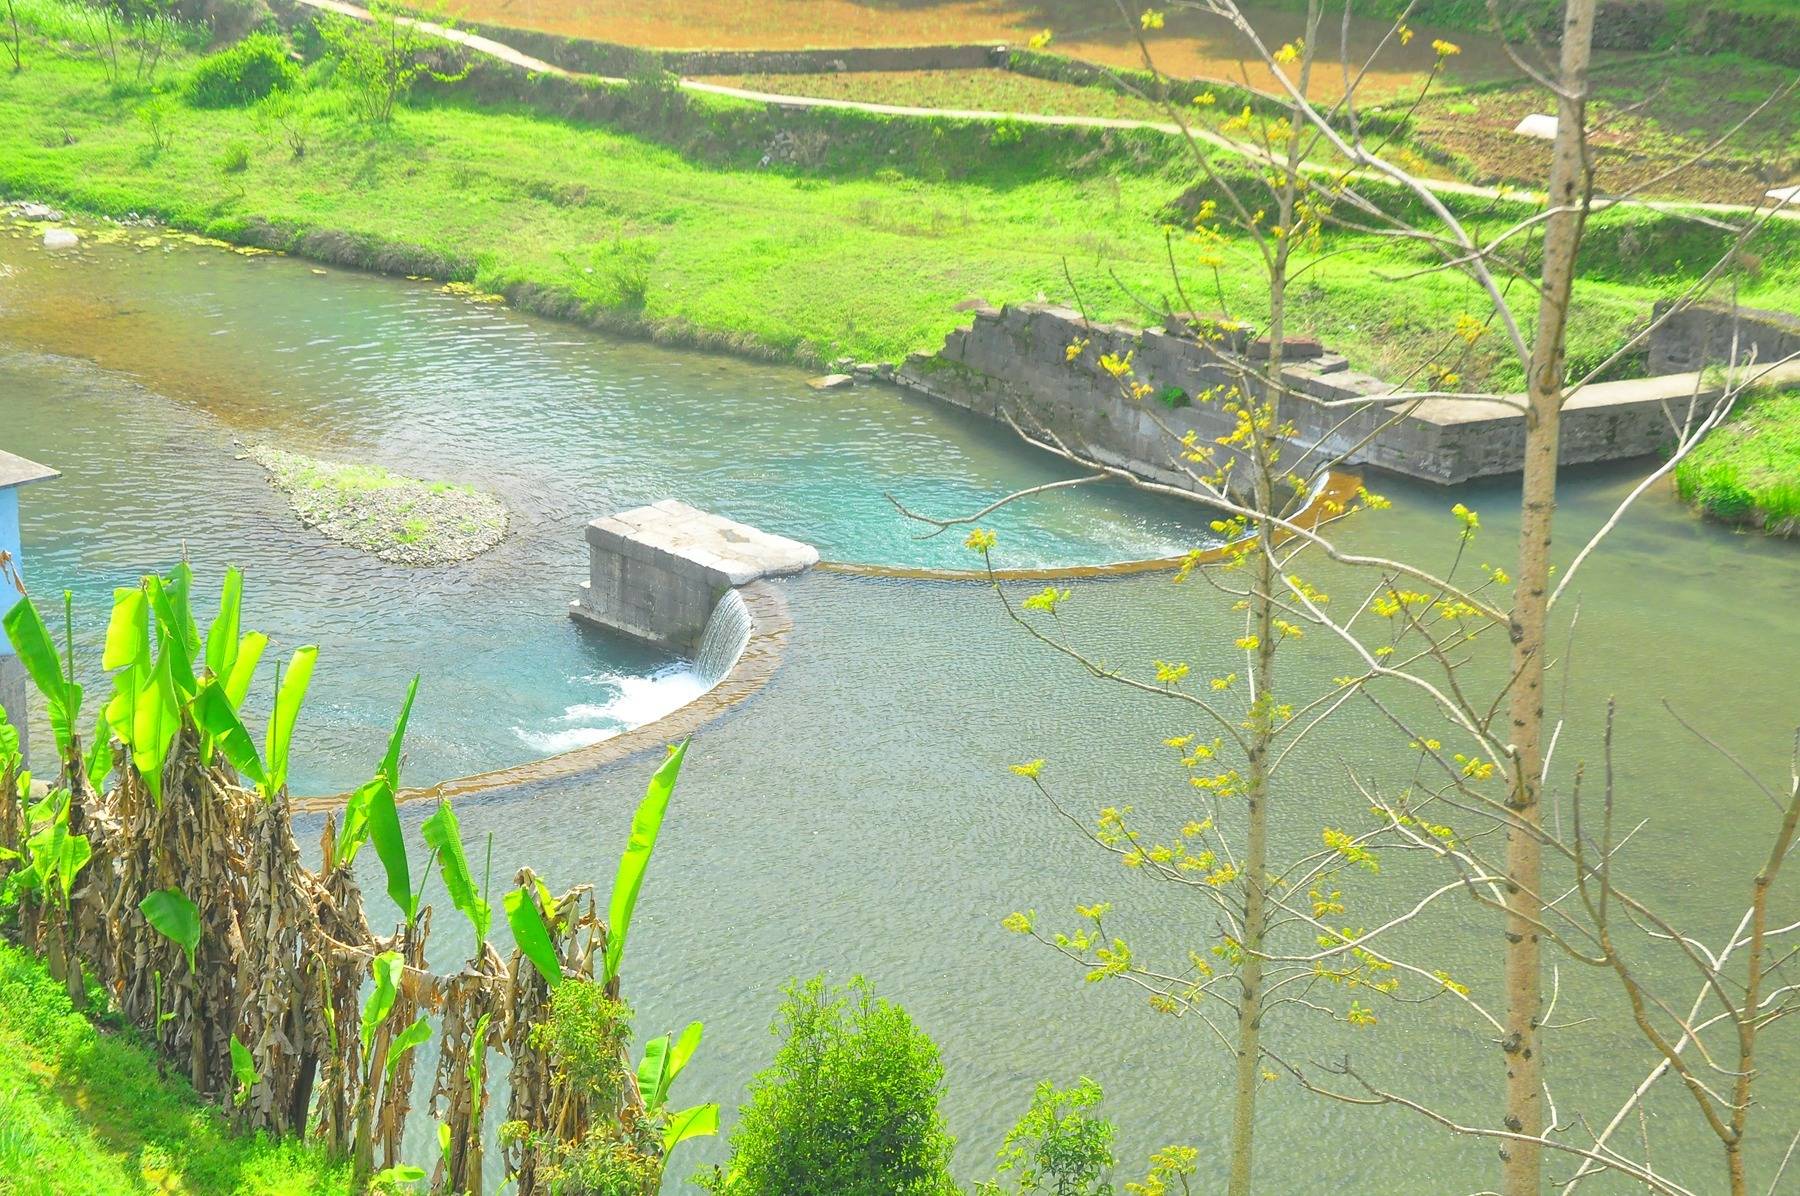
[2, 217, 1798, 1193]
[0, 218, 1213, 791]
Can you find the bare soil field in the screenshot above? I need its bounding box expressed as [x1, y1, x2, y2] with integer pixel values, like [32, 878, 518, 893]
[448, 0, 1522, 100]
[1413, 53, 1800, 203]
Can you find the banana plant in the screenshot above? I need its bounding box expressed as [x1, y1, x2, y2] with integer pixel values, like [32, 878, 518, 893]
[354, 949, 409, 1181]
[3, 591, 83, 764]
[604, 739, 688, 987]
[100, 570, 275, 801]
[196, 567, 268, 767]
[11, 787, 93, 1005]
[16, 788, 91, 909]
[636, 1021, 718, 1166]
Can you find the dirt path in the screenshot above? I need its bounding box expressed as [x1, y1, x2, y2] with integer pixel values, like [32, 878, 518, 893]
[290, 0, 1799, 224]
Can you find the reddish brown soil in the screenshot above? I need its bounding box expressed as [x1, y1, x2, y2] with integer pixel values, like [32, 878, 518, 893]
[445, 0, 1522, 101]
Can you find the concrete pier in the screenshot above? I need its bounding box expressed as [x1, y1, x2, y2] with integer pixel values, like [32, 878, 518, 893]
[571, 500, 817, 651]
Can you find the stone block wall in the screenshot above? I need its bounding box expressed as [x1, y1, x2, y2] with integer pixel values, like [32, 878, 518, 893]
[898, 303, 1776, 486]
[1648, 301, 1800, 377]
[451, 21, 1002, 79]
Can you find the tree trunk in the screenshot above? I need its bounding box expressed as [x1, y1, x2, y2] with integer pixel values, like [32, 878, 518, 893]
[1500, 3, 1596, 1194]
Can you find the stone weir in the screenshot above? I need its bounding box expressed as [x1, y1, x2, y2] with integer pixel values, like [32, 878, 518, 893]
[571, 500, 818, 652]
[897, 303, 1800, 486]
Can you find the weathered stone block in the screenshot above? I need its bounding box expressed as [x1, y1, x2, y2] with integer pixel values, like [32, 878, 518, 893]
[572, 502, 818, 651]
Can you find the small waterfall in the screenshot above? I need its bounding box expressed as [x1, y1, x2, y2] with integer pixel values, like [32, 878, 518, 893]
[692, 588, 753, 689]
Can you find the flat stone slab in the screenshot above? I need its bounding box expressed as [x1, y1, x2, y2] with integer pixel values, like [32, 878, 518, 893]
[1514, 113, 1558, 140]
[585, 500, 818, 587]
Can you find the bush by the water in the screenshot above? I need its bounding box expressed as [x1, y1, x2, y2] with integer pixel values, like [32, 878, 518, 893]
[1675, 387, 1800, 535]
[699, 976, 957, 1196]
[187, 33, 299, 107]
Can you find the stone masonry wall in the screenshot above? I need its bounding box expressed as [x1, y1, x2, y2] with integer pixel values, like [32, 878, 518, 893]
[898, 304, 1753, 486]
[452, 22, 1003, 79]
[1648, 301, 1800, 377]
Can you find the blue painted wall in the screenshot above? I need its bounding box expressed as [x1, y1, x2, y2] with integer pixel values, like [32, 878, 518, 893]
[0, 486, 19, 654]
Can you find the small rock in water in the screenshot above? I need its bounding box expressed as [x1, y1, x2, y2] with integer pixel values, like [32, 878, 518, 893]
[808, 373, 855, 391]
[13, 201, 64, 221]
[42, 227, 79, 250]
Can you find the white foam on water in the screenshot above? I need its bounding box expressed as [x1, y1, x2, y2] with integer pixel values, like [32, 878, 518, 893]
[513, 665, 709, 754]
[517, 589, 756, 755]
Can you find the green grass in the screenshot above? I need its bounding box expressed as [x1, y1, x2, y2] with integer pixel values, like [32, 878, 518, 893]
[0, 940, 355, 1196]
[1, 27, 1797, 389]
[1675, 388, 1800, 534]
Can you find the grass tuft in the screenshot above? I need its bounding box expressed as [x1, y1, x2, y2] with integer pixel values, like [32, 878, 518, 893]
[1675, 388, 1800, 534]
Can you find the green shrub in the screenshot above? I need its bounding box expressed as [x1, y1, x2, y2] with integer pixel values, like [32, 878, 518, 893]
[977, 1078, 1117, 1196]
[1155, 384, 1189, 410]
[218, 137, 251, 173]
[137, 94, 176, 154]
[513, 980, 664, 1196]
[186, 32, 298, 108]
[699, 976, 956, 1196]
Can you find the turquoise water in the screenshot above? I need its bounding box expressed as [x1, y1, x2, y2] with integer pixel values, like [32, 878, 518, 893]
[4, 218, 1800, 1194]
[0, 219, 1214, 792]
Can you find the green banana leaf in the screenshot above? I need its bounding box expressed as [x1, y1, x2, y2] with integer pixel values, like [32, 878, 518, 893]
[223, 632, 268, 709]
[504, 888, 562, 989]
[129, 652, 180, 807]
[190, 680, 268, 788]
[361, 950, 404, 1056]
[139, 887, 201, 971]
[422, 798, 490, 946]
[261, 645, 318, 799]
[3, 596, 82, 758]
[603, 740, 688, 986]
[229, 1034, 259, 1107]
[385, 1014, 432, 1080]
[663, 1104, 719, 1155]
[637, 1020, 704, 1111]
[205, 568, 243, 680]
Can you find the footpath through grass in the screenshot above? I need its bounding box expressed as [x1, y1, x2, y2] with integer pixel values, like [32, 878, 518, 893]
[1676, 388, 1800, 535]
[0, 941, 354, 1196]
[0, 24, 1797, 388]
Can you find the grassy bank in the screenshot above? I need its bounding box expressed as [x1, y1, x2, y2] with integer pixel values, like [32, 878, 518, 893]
[0, 941, 354, 1195]
[0, 21, 1796, 386]
[1676, 388, 1800, 535]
